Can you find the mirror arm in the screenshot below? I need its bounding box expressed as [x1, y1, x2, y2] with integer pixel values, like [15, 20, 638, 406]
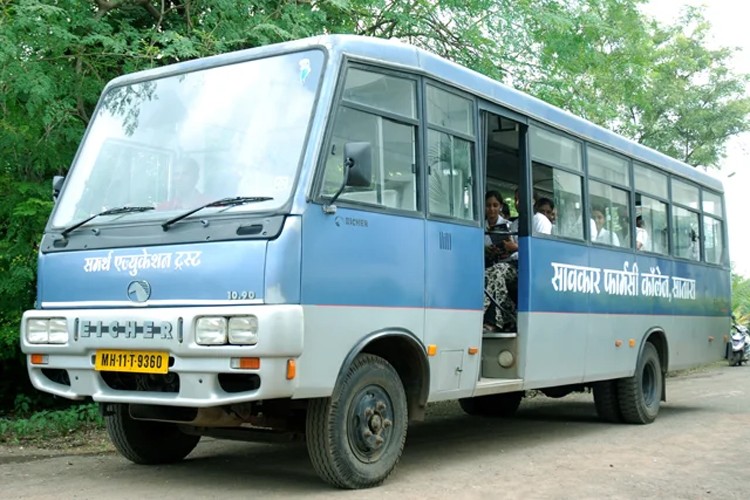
[322, 158, 353, 214]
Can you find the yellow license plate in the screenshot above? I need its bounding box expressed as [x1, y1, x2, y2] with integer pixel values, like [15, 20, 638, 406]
[95, 350, 169, 374]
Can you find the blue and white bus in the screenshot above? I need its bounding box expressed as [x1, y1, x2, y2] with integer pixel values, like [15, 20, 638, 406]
[21, 35, 730, 489]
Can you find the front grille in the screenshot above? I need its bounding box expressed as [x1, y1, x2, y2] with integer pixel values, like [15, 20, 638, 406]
[101, 371, 180, 393]
[218, 373, 261, 393]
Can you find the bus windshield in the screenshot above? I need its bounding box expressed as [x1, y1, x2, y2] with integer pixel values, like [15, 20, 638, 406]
[52, 49, 325, 228]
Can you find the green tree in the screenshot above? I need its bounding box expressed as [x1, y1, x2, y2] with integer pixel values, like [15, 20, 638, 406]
[513, 0, 750, 168]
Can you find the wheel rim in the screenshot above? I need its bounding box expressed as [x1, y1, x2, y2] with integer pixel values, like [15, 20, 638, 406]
[641, 361, 656, 406]
[347, 384, 394, 463]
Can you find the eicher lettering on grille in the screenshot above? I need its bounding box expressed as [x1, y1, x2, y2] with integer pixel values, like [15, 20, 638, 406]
[550, 261, 696, 301]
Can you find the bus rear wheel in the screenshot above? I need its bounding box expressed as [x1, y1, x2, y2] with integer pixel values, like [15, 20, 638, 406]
[105, 403, 200, 464]
[617, 342, 663, 424]
[458, 392, 523, 417]
[305, 353, 408, 489]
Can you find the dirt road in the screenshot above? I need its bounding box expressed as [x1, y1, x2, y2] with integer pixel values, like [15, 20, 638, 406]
[1, 363, 748, 499]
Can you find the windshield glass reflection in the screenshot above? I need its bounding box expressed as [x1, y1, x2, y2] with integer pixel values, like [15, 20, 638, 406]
[53, 49, 325, 227]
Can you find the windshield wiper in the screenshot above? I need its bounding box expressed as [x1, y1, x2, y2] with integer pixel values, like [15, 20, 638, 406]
[161, 196, 273, 231]
[60, 206, 155, 238]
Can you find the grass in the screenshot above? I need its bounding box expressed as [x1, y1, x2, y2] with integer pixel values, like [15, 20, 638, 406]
[0, 403, 104, 445]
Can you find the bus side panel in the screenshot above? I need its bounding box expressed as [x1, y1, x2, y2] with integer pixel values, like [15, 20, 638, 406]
[294, 206, 425, 398]
[521, 237, 589, 387]
[424, 219, 484, 401]
[522, 237, 730, 387]
[264, 215, 302, 304]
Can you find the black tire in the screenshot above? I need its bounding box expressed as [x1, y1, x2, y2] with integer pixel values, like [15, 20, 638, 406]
[729, 351, 742, 366]
[617, 342, 663, 424]
[593, 380, 623, 423]
[458, 392, 523, 417]
[105, 404, 200, 464]
[305, 353, 408, 489]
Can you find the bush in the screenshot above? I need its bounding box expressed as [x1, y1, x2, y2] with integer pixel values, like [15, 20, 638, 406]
[0, 403, 103, 444]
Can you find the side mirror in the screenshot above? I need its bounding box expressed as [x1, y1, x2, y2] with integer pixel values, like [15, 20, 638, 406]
[343, 142, 372, 188]
[52, 175, 65, 202]
[323, 142, 372, 213]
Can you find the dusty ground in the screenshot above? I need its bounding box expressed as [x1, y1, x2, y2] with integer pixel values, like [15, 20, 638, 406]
[1, 363, 748, 499]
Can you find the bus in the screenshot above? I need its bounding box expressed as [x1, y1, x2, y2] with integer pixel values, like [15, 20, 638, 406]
[20, 35, 731, 489]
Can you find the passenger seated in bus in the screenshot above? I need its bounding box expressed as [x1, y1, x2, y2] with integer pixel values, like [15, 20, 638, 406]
[636, 215, 650, 251]
[532, 197, 554, 235]
[484, 190, 517, 333]
[591, 205, 620, 246]
[158, 158, 210, 210]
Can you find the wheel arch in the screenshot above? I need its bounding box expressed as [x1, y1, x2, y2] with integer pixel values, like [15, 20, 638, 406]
[338, 328, 430, 422]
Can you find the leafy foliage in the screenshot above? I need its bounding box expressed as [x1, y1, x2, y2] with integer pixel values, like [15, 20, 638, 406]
[0, 401, 103, 444]
[0, 0, 747, 413]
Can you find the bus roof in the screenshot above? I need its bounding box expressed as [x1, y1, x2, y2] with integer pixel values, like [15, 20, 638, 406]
[105, 34, 723, 192]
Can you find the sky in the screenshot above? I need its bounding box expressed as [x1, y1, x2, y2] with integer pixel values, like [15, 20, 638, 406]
[641, 1, 750, 277]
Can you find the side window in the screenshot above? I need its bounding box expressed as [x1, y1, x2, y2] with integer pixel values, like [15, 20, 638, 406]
[634, 163, 669, 255]
[530, 127, 584, 240]
[702, 189, 724, 265]
[671, 178, 701, 261]
[589, 180, 628, 247]
[673, 206, 700, 261]
[587, 148, 631, 248]
[426, 85, 476, 221]
[635, 194, 669, 255]
[703, 215, 724, 265]
[320, 68, 418, 211]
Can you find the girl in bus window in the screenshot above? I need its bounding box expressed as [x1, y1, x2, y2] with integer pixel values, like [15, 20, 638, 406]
[591, 205, 620, 246]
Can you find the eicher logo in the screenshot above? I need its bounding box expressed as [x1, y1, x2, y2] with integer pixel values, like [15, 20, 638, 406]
[127, 280, 151, 303]
[335, 216, 368, 228]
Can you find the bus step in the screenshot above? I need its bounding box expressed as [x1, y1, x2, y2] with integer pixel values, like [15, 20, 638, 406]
[482, 331, 517, 339]
[474, 377, 524, 396]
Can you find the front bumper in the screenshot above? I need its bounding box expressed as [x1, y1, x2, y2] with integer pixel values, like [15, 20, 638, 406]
[20, 305, 303, 407]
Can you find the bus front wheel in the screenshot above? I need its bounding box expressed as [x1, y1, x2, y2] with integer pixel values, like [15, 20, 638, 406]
[617, 342, 663, 424]
[305, 353, 408, 489]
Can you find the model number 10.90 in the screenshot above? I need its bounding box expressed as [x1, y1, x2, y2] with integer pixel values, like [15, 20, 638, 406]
[226, 291, 256, 300]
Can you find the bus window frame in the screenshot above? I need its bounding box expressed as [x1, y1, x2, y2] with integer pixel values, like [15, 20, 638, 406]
[669, 177, 704, 263]
[422, 79, 480, 225]
[632, 162, 672, 256]
[585, 144, 634, 250]
[528, 121, 587, 243]
[311, 61, 425, 219]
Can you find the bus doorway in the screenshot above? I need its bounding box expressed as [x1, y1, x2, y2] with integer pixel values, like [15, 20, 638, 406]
[480, 109, 527, 381]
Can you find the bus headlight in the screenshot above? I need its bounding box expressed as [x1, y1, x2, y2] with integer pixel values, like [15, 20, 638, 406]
[195, 317, 227, 345]
[48, 319, 69, 344]
[27, 319, 50, 344]
[26, 318, 69, 344]
[228, 316, 258, 345]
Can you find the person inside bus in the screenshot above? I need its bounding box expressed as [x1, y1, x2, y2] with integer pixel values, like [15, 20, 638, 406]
[532, 197, 555, 235]
[591, 205, 621, 246]
[635, 215, 650, 251]
[158, 157, 210, 210]
[484, 190, 517, 332]
[617, 207, 630, 244]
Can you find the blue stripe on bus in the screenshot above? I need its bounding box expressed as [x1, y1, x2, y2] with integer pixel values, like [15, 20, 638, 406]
[520, 237, 731, 317]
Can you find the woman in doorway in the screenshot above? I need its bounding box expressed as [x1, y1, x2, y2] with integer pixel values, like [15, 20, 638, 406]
[484, 191, 517, 332]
